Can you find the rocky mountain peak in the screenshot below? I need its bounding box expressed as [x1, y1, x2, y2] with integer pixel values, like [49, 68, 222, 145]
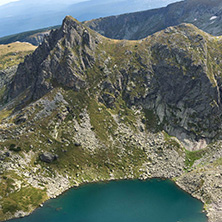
[8, 16, 97, 102]
[61, 16, 96, 50]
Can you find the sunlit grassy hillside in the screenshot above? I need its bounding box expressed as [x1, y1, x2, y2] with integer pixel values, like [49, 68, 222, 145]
[0, 42, 36, 71]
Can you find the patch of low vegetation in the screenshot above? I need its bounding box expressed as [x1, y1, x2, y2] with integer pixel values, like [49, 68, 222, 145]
[0, 85, 6, 102]
[185, 149, 207, 168]
[213, 157, 222, 166]
[112, 96, 137, 129]
[0, 108, 13, 123]
[1, 186, 47, 219]
[143, 109, 163, 132]
[163, 132, 185, 159]
[88, 99, 117, 143]
[0, 173, 47, 221]
[9, 144, 21, 152]
[0, 42, 36, 70]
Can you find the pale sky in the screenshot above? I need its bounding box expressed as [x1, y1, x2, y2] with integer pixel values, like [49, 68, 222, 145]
[0, 0, 179, 7]
[0, 0, 91, 6]
[0, 0, 180, 36]
[0, 0, 20, 6]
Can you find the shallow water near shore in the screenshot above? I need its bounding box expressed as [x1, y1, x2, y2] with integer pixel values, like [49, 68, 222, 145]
[11, 179, 207, 222]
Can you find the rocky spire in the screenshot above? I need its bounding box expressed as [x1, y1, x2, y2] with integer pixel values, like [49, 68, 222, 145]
[8, 16, 97, 102]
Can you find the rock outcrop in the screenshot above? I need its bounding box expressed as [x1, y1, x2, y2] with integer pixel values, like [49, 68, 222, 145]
[39, 152, 58, 163]
[9, 16, 98, 102]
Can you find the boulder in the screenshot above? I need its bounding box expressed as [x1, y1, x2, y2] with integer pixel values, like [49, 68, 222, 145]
[39, 152, 58, 163]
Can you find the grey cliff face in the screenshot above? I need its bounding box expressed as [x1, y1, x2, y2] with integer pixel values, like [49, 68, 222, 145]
[143, 33, 222, 147]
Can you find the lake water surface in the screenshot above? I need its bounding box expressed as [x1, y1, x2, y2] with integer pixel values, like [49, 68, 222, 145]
[11, 179, 207, 222]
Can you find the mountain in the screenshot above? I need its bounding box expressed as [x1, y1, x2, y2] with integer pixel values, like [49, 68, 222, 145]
[85, 0, 222, 40]
[0, 16, 222, 221]
[2, 0, 222, 46]
[0, 0, 178, 37]
[0, 26, 60, 46]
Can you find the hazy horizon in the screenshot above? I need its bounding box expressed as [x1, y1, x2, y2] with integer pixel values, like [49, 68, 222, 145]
[0, 0, 181, 37]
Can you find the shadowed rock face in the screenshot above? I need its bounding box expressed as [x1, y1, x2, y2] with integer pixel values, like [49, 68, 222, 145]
[142, 35, 222, 148]
[7, 17, 222, 149]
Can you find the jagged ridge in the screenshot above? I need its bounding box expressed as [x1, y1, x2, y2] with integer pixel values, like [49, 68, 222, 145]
[8, 16, 222, 149]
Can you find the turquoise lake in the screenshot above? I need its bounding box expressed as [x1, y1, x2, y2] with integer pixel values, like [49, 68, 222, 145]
[11, 179, 207, 222]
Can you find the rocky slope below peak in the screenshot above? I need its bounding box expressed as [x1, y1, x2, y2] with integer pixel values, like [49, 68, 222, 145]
[7, 19, 222, 150]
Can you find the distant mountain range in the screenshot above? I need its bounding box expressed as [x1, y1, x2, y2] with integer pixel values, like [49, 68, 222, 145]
[1, 0, 222, 46]
[85, 0, 222, 39]
[0, 0, 178, 38]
